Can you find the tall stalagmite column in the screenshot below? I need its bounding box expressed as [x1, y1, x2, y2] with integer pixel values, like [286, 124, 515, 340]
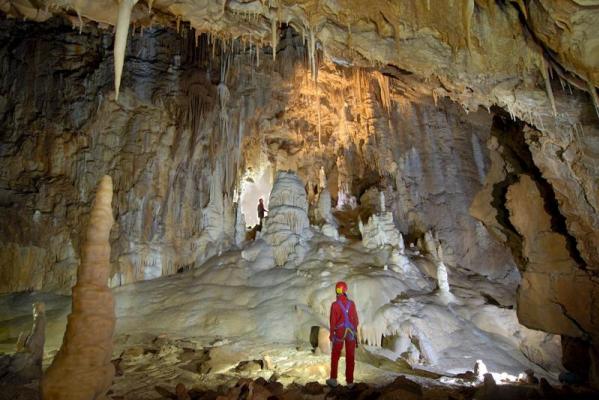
[42, 176, 116, 400]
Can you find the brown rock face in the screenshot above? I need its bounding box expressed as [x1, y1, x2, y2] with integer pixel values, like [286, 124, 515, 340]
[42, 175, 116, 400]
[470, 113, 599, 386]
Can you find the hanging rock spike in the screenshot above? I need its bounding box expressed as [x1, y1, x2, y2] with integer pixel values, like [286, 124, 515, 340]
[588, 80, 599, 119]
[540, 57, 557, 117]
[271, 15, 277, 61]
[464, 0, 474, 49]
[114, 0, 139, 101]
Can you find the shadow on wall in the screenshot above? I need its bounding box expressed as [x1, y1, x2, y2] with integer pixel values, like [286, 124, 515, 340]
[240, 165, 273, 227]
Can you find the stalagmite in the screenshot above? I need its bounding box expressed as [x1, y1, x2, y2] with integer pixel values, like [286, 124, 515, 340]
[114, 0, 139, 100]
[262, 172, 312, 266]
[318, 166, 326, 189]
[437, 260, 450, 294]
[0, 302, 46, 384]
[316, 182, 339, 240]
[235, 202, 246, 247]
[21, 302, 45, 365]
[361, 208, 402, 250]
[42, 176, 116, 400]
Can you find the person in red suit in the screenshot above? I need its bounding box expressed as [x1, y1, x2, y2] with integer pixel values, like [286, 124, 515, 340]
[326, 281, 359, 388]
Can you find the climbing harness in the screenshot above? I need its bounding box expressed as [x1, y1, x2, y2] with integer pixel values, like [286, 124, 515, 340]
[333, 299, 356, 342]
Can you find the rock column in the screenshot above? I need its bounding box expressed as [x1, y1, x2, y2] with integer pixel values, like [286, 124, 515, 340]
[42, 176, 116, 400]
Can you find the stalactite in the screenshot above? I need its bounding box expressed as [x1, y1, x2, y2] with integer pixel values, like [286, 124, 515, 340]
[75, 8, 83, 34]
[148, 0, 154, 13]
[257, 40, 261, 67]
[463, 0, 474, 49]
[317, 84, 322, 147]
[540, 57, 557, 117]
[588, 80, 599, 119]
[307, 27, 317, 82]
[114, 0, 139, 100]
[42, 176, 115, 400]
[511, 0, 528, 19]
[271, 15, 278, 61]
[375, 71, 391, 116]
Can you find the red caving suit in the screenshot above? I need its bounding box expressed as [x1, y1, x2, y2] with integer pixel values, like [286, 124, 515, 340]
[329, 294, 359, 384]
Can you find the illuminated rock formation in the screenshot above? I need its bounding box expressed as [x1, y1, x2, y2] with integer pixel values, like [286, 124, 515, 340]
[114, 0, 139, 100]
[359, 198, 403, 250]
[42, 176, 116, 400]
[315, 186, 340, 240]
[262, 171, 312, 267]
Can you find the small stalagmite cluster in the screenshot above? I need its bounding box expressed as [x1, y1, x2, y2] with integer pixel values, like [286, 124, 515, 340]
[42, 176, 116, 400]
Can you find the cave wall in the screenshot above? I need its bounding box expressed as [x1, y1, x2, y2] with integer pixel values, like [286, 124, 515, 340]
[0, 17, 241, 293]
[470, 109, 599, 385]
[0, 16, 517, 293]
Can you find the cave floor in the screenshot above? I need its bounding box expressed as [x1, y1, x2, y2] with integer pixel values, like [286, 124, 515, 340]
[0, 233, 585, 398]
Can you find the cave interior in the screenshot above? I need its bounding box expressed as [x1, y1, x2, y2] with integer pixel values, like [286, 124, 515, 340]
[0, 1, 598, 399]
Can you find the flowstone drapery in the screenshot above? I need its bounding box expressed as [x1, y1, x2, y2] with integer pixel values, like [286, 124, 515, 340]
[42, 176, 116, 400]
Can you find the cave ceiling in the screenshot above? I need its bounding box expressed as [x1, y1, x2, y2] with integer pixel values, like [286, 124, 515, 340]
[2, 0, 598, 125]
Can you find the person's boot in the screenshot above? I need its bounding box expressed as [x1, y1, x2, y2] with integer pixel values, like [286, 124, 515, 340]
[326, 378, 338, 388]
[347, 382, 355, 389]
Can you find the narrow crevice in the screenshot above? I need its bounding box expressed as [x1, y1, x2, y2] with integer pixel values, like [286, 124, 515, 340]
[488, 113, 527, 268]
[491, 111, 587, 269]
[553, 301, 589, 340]
[490, 171, 526, 267]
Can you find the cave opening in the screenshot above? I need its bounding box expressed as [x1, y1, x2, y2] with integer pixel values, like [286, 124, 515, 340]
[239, 165, 273, 228]
[0, 2, 598, 399]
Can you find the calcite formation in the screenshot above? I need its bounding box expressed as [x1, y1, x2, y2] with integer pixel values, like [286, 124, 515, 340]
[114, 0, 139, 100]
[359, 208, 403, 250]
[262, 171, 312, 267]
[0, 302, 45, 385]
[0, 0, 598, 389]
[0, 15, 536, 292]
[42, 176, 116, 400]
